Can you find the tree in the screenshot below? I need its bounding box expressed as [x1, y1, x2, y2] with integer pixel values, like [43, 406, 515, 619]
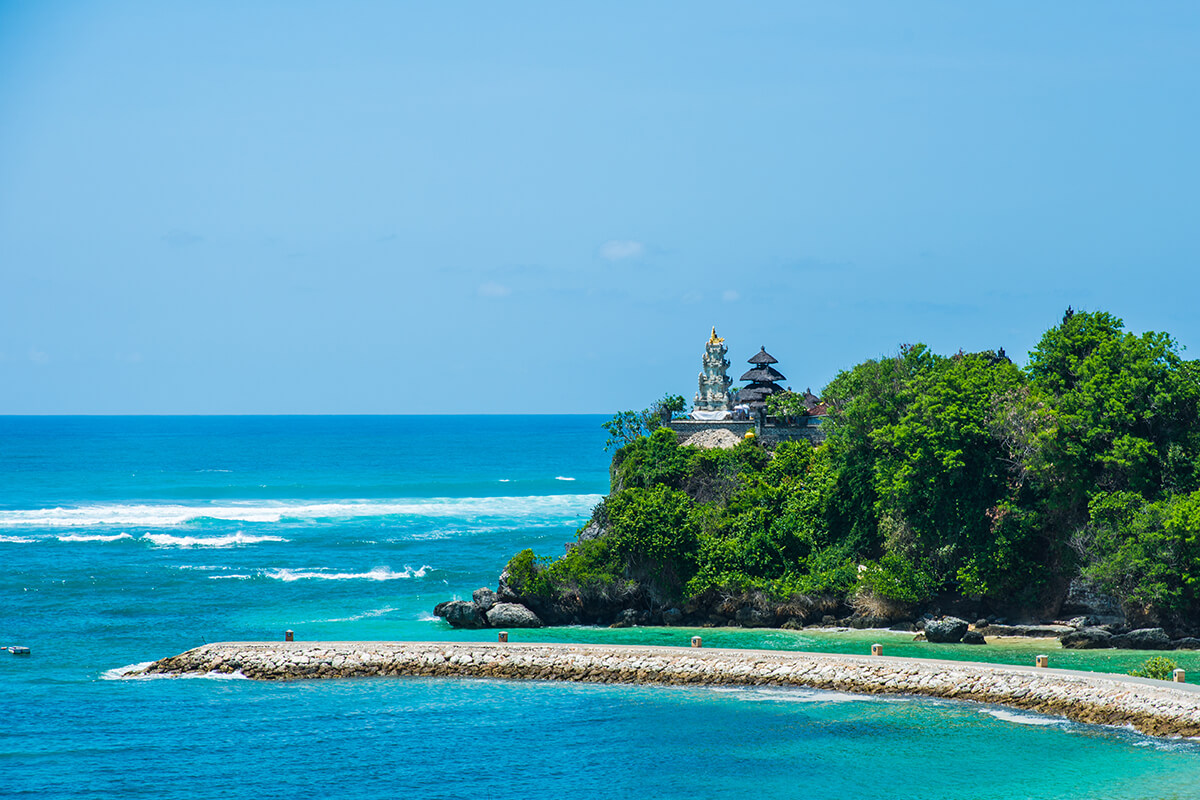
[602, 393, 688, 450]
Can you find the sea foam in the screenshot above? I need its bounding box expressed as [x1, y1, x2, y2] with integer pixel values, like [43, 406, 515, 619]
[57, 533, 134, 543]
[980, 708, 1067, 727]
[0, 495, 602, 529]
[143, 532, 287, 548]
[263, 566, 428, 582]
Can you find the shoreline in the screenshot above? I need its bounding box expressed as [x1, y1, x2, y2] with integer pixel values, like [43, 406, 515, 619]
[133, 640, 1200, 738]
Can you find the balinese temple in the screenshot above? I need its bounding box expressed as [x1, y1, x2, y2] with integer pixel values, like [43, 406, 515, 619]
[692, 327, 734, 420]
[737, 347, 787, 410]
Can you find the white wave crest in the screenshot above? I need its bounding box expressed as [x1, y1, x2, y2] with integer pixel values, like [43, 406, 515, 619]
[980, 708, 1066, 727]
[264, 566, 428, 582]
[100, 661, 156, 680]
[711, 686, 867, 704]
[208, 574, 252, 580]
[307, 606, 399, 623]
[555, 476, 576, 481]
[57, 533, 133, 543]
[0, 535, 35, 543]
[143, 532, 287, 548]
[0, 494, 602, 529]
[102, 663, 247, 681]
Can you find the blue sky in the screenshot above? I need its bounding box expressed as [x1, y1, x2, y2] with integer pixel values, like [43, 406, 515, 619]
[2, 2, 1198, 413]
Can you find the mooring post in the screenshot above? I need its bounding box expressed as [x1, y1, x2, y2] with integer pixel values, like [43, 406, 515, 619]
[1174, 668, 1186, 683]
[691, 636, 702, 648]
[285, 630, 294, 642]
[1036, 654, 1048, 668]
[498, 631, 508, 643]
[871, 643, 883, 656]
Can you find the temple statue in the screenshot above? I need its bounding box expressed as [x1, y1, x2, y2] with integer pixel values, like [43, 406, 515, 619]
[693, 327, 734, 418]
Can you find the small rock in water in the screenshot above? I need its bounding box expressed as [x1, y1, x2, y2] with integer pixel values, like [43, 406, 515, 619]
[472, 587, 498, 613]
[923, 616, 969, 644]
[486, 602, 543, 628]
[1060, 627, 1114, 649]
[1110, 627, 1172, 650]
[442, 600, 488, 629]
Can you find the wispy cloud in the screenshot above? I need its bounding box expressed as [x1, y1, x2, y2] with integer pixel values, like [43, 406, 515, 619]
[722, 290, 740, 302]
[163, 230, 203, 247]
[28, 347, 49, 364]
[478, 281, 512, 298]
[599, 240, 644, 261]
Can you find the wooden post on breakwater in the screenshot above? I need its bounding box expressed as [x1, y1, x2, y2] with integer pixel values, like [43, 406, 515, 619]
[1036, 654, 1048, 668]
[691, 636, 702, 648]
[285, 630, 294, 642]
[871, 643, 883, 656]
[498, 631, 508, 643]
[1175, 668, 1187, 683]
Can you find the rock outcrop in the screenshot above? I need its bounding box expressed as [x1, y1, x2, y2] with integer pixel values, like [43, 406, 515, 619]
[1060, 628, 1114, 649]
[435, 591, 543, 629]
[1110, 628, 1173, 650]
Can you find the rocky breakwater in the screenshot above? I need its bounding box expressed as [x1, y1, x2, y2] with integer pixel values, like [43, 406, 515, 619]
[130, 640, 1200, 739]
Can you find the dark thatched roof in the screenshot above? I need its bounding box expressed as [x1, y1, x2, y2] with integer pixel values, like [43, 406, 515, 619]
[737, 383, 785, 403]
[739, 365, 786, 383]
[747, 347, 778, 365]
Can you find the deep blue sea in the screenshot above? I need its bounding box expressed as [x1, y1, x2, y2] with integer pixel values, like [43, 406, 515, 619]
[3, 416, 1200, 799]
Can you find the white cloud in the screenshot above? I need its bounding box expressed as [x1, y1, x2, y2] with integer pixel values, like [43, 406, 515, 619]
[478, 281, 512, 298]
[599, 240, 645, 261]
[722, 290, 740, 302]
[28, 347, 49, 364]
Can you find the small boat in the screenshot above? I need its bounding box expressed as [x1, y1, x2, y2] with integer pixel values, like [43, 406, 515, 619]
[7, 646, 30, 655]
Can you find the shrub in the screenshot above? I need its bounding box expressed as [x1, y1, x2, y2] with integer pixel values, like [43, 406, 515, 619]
[856, 552, 937, 603]
[1128, 655, 1180, 681]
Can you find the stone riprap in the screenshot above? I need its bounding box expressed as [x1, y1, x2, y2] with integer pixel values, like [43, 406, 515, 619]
[131, 641, 1200, 738]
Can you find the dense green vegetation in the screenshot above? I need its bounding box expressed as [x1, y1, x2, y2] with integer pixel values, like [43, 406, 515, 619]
[509, 310, 1200, 629]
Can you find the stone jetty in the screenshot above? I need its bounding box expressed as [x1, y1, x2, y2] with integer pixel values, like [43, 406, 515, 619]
[132, 640, 1200, 738]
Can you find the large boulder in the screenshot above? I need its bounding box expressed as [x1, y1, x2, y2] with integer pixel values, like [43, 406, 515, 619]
[440, 600, 487, 629]
[962, 630, 987, 645]
[1110, 627, 1173, 650]
[1060, 627, 1114, 649]
[486, 602, 543, 628]
[1173, 637, 1200, 650]
[661, 608, 684, 626]
[735, 606, 774, 628]
[609, 609, 639, 628]
[923, 616, 969, 643]
[472, 587, 498, 613]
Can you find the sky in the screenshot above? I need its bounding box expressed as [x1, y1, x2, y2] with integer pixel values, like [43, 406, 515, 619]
[1, 2, 1198, 414]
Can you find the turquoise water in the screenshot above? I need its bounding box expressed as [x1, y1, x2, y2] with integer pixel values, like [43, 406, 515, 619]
[3, 416, 1200, 798]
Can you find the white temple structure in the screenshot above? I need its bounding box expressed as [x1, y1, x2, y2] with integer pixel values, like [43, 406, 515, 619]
[692, 327, 734, 419]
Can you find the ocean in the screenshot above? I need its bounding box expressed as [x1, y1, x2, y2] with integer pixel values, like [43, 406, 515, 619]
[2, 415, 1199, 798]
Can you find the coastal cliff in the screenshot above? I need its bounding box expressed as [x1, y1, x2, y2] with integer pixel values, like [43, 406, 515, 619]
[131, 640, 1200, 738]
[438, 311, 1200, 641]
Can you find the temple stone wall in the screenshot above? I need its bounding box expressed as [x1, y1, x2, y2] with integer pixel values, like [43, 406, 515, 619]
[666, 419, 825, 446]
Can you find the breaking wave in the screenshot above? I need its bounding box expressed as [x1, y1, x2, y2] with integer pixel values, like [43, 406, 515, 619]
[0, 495, 602, 529]
[142, 532, 287, 548]
[205, 566, 430, 582]
[57, 533, 134, 543]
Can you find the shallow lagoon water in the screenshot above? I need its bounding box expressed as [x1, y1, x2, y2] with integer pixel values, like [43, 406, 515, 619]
[3, 416, 1200, 798]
